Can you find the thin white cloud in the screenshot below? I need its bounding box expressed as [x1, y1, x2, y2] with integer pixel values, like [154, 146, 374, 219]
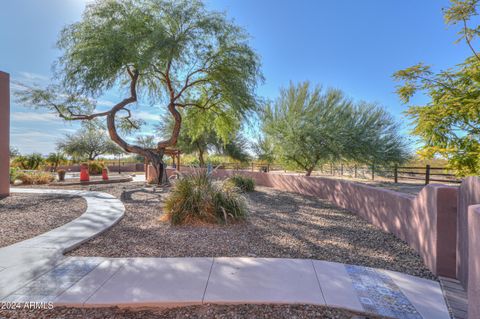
[11, 112, 59, 123]
[136, 110, 162, 122]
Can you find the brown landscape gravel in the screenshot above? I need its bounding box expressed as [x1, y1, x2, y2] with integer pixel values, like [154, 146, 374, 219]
[0, 304, 383, 319]
[36, 181, 436, 280]
[0, 193, 86, 247]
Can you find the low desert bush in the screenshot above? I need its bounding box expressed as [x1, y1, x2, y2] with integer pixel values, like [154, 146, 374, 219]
[87, 161, 105, 175]
[15, 171, 54, 185]
[163, 170, 247, 225]
[9, 167, 20, 183]
[227, 175, 255, 192]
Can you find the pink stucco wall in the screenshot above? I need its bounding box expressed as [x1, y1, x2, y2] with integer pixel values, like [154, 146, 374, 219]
[155, 167, 458, 277]
[0, 71, 9, 198]
[457, 176, 480, 289]
[468, 204, 480, 318]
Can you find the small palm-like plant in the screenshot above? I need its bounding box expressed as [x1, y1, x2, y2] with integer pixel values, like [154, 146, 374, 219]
[163, 170, 247, 225]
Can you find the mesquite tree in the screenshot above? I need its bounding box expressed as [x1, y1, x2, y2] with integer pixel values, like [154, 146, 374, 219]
[17, 0, 262, 183]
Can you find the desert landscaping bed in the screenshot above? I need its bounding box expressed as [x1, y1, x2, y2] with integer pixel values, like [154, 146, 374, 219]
[23, 181, 435, 280]
[0, 193, 86, 248]
[0, 304, 382, 319]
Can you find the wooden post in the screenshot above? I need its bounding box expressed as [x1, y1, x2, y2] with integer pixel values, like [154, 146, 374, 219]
[330, 163, 333, 175]
[251, 162, 254, 172]
[394, 164, 398, 183]
[371, 164, 375, 181]
[425, 164, 431, 185]
[354, 164, 357, 179]
[340, 164, 344, 176]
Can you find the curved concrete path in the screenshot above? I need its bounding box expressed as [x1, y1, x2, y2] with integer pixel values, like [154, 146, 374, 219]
[0, 188, 451, 319]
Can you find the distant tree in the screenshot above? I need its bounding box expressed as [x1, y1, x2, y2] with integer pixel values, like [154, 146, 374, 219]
[17, 0, 262, 184]
[253, 137, 276, 164]
[12, 153, 44, 170]
[263, 82, 408, 176]
[158, 107, 250, 166]
[9, 147, 20, 158]
[45, 152, 67, 171]
[393, 0, 480, 176]
[57, 128, 122, 161]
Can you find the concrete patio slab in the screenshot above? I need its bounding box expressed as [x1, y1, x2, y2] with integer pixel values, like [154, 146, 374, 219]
[84, 257, 213, 307]
[204, 257, 325, 305]
[384, 269, 451, 319]
[55, 258, 127, 306]
[313, 260, 363, 312]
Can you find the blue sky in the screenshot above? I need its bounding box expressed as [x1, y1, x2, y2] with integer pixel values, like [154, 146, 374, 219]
[0, 0, 472, 154]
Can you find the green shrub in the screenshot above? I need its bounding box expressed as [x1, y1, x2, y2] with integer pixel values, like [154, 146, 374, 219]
[227, 175, 255, 192]
[9, 167, 20, 183]
[11, 153, 44, 170]
[15, 171, 54, 185]
[87, 161, 105, 175]
[163, 170, 247, 225]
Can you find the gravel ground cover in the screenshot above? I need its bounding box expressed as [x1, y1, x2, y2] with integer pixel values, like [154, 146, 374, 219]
[0, 304, 382, 319]
[0, 193, 86, 247]
[28, 182, 435, 280]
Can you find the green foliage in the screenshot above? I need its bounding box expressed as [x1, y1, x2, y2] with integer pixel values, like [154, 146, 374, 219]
[58, 127, 122, 161]
[163, 170, 247, 225]
[262, 82, 408, 176]
[45, 152, 67, 171]
[393, 0, 480, 176]
[9, 147, 20, 158]
[12, 153, 45, 170]
[15, 171, 54, 185]
[9, 167, 20, 183]
[227, 175, 255, 192]
[253, 137, 276, 164]
[86, 161, 105, 175]
[159, 107, 250, 165]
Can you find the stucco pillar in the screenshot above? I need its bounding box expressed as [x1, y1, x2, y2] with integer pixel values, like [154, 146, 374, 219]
[468, 204, 480, 318]
[0, 71, 9, 198]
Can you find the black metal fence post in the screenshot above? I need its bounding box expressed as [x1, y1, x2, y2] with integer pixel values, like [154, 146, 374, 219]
[394, 164, 398, 183]
[425, 164, 431, 185]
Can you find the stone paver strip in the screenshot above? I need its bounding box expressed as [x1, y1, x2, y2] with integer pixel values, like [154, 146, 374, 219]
[0, 188, 452, 319]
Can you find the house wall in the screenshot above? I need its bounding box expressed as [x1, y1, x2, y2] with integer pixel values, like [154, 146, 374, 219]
[0, 71, 10, 198]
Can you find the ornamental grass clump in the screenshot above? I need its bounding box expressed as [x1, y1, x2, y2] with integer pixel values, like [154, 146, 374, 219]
[227, 175, 255, 192]
[163, 170, 247, 225]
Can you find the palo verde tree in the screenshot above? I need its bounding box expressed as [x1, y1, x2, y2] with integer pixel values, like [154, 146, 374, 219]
[158, 107, 250, 166]
[394, 0, 480, 176]
[17, 0, 262, 184]
[57, 127, 122, 161]
[262, 82, 408, 176]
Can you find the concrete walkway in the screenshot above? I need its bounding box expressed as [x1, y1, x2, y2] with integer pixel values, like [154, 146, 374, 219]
[0, 188, 451, 319]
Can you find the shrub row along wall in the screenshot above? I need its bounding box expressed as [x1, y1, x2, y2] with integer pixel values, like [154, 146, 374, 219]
[158, 167, 459, 277]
